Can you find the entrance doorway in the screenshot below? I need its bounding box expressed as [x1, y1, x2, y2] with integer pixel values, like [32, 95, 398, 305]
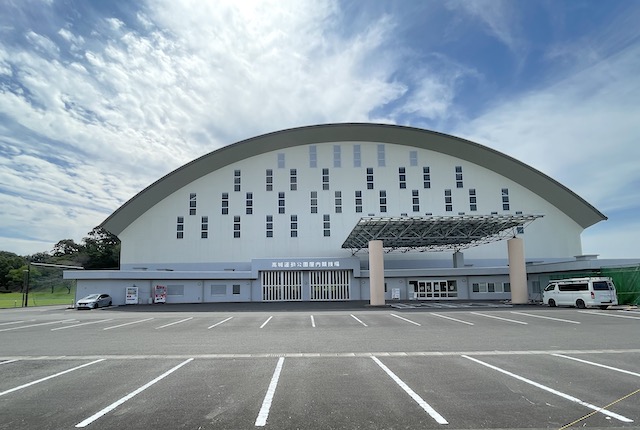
[412, 280, 458, 299]
[261, 271, 302, 301]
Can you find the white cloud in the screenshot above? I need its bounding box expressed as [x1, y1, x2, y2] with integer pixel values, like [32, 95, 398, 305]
[446, 0, 522, 53]
[0, 0, 432, 254]
[453, 42, 640, 216]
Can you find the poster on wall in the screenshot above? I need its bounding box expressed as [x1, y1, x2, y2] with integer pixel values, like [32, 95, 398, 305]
[154, 285, 167, 303]
[125, 286, 139, 304]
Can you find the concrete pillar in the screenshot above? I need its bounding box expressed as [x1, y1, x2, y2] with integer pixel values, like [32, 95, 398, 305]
[453, 251, 464, 268]
[508, 237, 528, 304]
[369, 240, 385, 306]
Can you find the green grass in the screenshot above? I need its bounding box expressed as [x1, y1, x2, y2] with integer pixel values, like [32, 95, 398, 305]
[0, 289, 76, 309]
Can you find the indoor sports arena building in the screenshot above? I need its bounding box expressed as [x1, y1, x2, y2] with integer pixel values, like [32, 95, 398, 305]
[66, 123, 634, 306]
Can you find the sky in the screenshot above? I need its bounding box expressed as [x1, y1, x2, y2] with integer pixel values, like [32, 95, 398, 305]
[1, 0, 639, 259]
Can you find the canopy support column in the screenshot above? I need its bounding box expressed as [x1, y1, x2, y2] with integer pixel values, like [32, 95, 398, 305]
[369, 240, 385, 306]
[453, 251, 464, 268]
[508, 237, 528, 304]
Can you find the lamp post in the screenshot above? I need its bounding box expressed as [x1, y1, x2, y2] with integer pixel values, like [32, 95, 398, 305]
[23, 264, 31, 307]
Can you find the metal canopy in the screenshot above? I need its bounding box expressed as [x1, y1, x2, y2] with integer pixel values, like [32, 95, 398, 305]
[341, 214, 543, 254]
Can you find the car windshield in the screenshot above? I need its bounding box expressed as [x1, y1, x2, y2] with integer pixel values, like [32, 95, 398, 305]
[82, 294, 100, 300]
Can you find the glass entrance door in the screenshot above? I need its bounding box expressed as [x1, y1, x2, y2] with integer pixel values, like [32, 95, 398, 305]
[413, 280, 458, 299]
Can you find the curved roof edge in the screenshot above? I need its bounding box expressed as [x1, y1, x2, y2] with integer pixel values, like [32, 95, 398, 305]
[101, 123, 607, 235]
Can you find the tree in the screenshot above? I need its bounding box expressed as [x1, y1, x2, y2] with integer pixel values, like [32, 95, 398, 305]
[82, 227, 120, 269]
[52, 239, 84, 257]
[0, 251, 27, 291]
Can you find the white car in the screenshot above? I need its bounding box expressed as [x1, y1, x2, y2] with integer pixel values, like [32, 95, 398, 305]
[76, 294, 112, 309]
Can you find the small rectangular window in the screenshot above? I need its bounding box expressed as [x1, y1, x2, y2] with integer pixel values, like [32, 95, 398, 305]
[233, 216, 240, 238]
[366, 167, 374, 190]
[232, 284, 241, 295]
[277, 153, 285, 169]
[309, 145, 317, 168]
[355, 190, 362, 213]
[233, 170, 241, 191]
[333, 145, 341, 168]
[201, 216, 208, 239]
[353, 145, 361, 167]
[423, 167, 431, 189]
[176, 216, 184, 239]
[310, 191, 318, 214]
[266, 215, 273, 238]
[290, 214, 298, 237]
[266, 169, 273, 191]
[409, 151, 418, 167]
[377, 144, 385, 167]
[221, 193, 229, 215]
[322, 168, 329, 190]
[189, 193, 196, 215]
[379, 190, 387, 213]
[323, 214, 330, 237]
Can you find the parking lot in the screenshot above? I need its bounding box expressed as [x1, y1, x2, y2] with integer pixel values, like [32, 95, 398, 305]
[1, 304, 639, 429]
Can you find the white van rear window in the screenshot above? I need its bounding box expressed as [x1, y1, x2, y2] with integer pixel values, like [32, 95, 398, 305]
[592, 281, 611, 291]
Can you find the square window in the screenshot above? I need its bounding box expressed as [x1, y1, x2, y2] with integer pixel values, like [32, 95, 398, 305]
[201, 232, 208, 239]
[233, 285, 241, 294]
[234, 231, 240, 238]
[177, 232, 184, 239]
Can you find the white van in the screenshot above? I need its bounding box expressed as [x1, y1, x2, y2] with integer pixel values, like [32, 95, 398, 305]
[543, 277, 617, 309]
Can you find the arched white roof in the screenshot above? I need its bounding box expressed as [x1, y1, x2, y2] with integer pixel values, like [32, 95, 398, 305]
[101, 123, 606, 235]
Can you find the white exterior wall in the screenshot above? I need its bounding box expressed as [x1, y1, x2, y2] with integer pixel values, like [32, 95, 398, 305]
[119, 141, 584, 267]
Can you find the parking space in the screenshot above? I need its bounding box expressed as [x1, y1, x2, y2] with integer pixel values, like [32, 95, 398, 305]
[0, 352, 639, 429]
[1, 305, 639, 429]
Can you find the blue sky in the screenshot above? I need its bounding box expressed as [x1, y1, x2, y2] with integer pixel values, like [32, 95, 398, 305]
[1, 0, 639, 258]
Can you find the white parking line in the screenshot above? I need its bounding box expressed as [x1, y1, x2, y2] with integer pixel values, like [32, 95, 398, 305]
[510, 311, 580, 324]
[103, 318, 154, 331]
[0, 359, 104, 397]
[350, 314, 368, 327]
[463, 355, 633, 423]
[310, 315, 316, 328]
[553, 354, 640, 378]
[578, 311, 640, 320]
[431, 313, 474, 326]
[390, 313, 421, 326]
[0, 319, 77, 332]
[260, 316, 273, 329]
[0, 320, 32, 326]
[0, 359, 18, 365]
[255, 357, 285, 427]
[470, 312, 528, 325]
[155, 317, 193, 329]
[207, 316, 233, 329]
[371, 356, 448, 425]
[52, 319, 114, 331]
[75, 358, 193, 428]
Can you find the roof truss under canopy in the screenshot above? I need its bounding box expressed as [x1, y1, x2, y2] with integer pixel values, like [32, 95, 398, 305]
[341, 214, 543, 254]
